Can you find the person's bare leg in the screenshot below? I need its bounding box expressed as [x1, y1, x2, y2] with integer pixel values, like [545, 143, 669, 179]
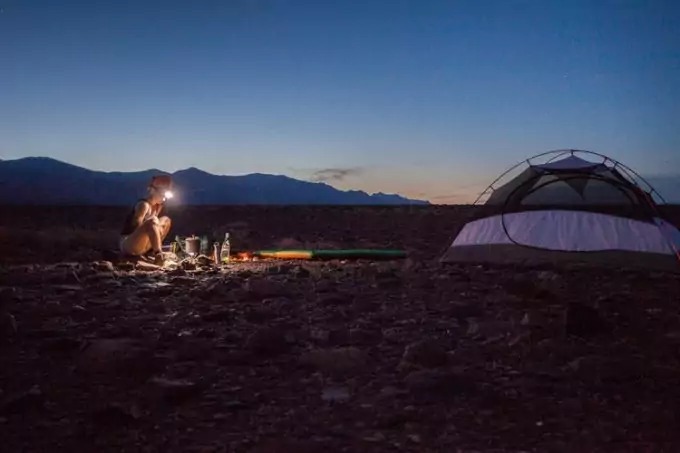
[147, 220, 163, 254]
[148, 216, 172, 253]
[121, 225, 152, 256]
[121, 217, 172, 265]
[121, 218, 161, 256]
[149, 217, 173, 265]
[158, 216, 172, 242]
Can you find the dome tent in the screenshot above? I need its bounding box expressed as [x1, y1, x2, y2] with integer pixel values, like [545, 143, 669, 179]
[439, 149, 680, 271]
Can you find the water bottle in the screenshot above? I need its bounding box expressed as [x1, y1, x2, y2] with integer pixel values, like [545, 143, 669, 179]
[220, 232, 231, 264]
[213, 242, 221, 266]
[200, 235, 210, 256]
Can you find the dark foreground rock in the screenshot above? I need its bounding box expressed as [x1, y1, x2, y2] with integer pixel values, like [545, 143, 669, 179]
[1, 257, 679, 452]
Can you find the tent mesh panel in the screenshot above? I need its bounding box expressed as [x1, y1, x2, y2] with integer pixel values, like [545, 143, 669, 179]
[519, 174, 641, 206]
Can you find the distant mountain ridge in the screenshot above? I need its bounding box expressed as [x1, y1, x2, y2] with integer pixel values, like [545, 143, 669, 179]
[0, 157, 430, 205]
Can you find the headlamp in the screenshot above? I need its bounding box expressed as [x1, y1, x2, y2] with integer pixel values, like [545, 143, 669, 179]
[164, 190, 174, 199]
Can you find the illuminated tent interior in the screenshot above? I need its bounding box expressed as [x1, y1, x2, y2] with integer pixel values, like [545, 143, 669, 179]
[440, 150, 680, 271]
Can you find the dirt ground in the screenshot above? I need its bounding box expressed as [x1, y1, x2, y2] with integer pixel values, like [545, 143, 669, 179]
[1, 205, 680, 452]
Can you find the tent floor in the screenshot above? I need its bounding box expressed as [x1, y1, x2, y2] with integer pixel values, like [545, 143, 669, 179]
[440, 244, 680, 273]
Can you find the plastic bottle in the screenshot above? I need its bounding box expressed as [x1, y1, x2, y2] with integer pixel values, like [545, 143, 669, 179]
[220, 232, 231, 264]
[200, 235, 210, 256]
[213, 242, 221, 266]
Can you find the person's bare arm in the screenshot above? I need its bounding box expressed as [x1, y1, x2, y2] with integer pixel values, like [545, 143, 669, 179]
[130, 201, 152, 230]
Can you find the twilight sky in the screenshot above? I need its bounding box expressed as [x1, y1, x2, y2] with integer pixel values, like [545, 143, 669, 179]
[1, 0, 679, 203]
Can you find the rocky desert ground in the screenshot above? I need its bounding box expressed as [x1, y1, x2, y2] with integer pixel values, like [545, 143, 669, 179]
[1, 205, 680, 453]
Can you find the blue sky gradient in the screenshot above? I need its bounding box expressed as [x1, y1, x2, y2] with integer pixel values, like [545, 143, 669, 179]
[1, 0, 678, 202]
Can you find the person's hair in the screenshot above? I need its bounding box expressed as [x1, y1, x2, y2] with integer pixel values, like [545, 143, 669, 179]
[149, 175, 173, 190]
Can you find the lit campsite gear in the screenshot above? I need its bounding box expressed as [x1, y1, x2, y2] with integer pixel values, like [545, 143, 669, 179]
[440, 149, 680, 271]
[249, 249, 408, 261]
[200, 235, 210, 255]
[220, 233, 231, 263]
[184, 235, 201, 256]
[173, 234, 201, 257]
[213, 242, 221, 265]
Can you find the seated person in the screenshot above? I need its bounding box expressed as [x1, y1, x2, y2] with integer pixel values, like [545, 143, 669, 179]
[119, 175, 173, 265]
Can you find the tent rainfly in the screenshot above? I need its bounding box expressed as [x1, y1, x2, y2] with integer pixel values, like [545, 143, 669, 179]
[440, 149, 680, 271]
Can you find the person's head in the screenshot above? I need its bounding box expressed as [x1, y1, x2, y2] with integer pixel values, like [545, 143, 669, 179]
[147, 175, 173, 203]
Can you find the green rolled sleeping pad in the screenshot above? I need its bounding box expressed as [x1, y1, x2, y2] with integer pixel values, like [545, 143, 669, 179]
[251, 249, 407, 260]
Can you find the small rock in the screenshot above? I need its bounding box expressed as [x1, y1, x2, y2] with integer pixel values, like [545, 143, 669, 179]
[266, 264, 295, 275]
[300, 347, 368, 374]
[117, 262, 135, 271]
[244, 307, 276, 323]
[564, 355, 643, 383]
[291, 265, 311, 278]
[321, 386, 350, 402]
[39, 337, 82, 352]
[407, 433, 421, 443]
[317, 292, 348, 306]
[0, 385, 44, 414]
[106, 300, 122, 309]
[536, 270, 560, 282]
[362, 432, 386, 442]
[400, 339, 451, 369]
[467, 319, 516, 340]
[405, 368, 471, 395]
[54, 262, 82, 271]
[379, 386, 405, 397]
[170, 276, 197, 286]
[449, 301, 484, 321]
[225, 288, 249, 302]
[1, 312, 17, 337]
[92, 402, 142, 424]
[377, 277, 401, 289]
[248, 438, 328, 453]
[246, 327, 290, 356]
[85, 272, 117, 283]
[349, 328, 383, 345]
[313, 279, 334, 293]
[52, 284, 84, 292]
[223, 400, 248, 411]
[505, 275, 554, 299]
[77, 338, 161, 380]
[381, 327, 407, 343]
[0, 287, 18, 303]
[244, 278, 289, 297]
[310, 328, 330, 342]
[201, 309, 235, 322]
[147, 376, 203, 404]
[166, 268, 187, 277]
[94, 261, 115, 272]
[196, 255, 214, 267]
[566, 302, 609, 338]
[181, 261, 198, 271]
[327, 327, 350, 345]
[664, 331, 680, 341]
[174, 339, 214, 362]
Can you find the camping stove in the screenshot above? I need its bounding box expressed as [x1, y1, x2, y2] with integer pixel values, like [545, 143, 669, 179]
[168, 235, 224, 268]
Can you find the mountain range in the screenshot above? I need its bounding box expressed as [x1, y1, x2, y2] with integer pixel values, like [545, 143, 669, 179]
[0, 157, 430, 205]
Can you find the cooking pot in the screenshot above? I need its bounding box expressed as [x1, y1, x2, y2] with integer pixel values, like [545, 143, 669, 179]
[184, 235, 201, 256]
